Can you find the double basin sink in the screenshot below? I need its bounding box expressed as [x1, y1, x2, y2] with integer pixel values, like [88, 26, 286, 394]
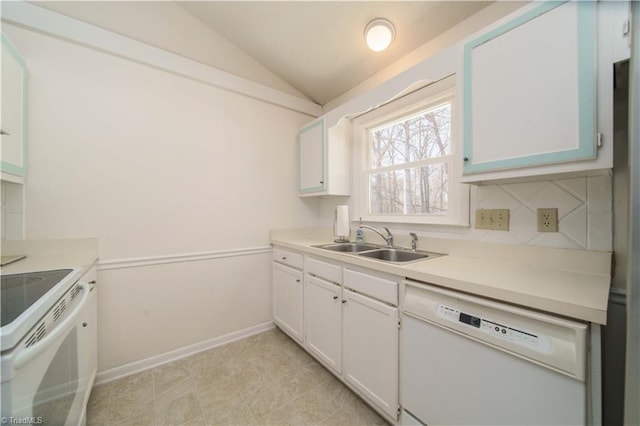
[313, 242, 443, 263]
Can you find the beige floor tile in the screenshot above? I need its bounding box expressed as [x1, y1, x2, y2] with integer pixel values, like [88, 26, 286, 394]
[106, 409, 155, 426]
[199, 383, 254, 425]
[87, 327, 391, 426]
[86, 396, 110, 425]
[108, 385, 154, 418]
[156, 389, 202, 425]
[187, 348, 224, 372]
[193, 365, 234, 394]
[110, 371, 154, 401]
[231, 367, 267, 395]
[242, 382, 291, 419]
[292, 386, 340, 424]
[153, 361, 193, 391]
[256, 401, 309, 426]
[320, 376, 360, 408]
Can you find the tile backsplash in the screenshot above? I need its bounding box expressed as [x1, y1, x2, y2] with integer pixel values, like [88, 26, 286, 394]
[316, 175, 613, 252]
[470, 175, 612, 251]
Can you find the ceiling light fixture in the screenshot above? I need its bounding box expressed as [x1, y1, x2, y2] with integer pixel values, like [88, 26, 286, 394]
[364, 18, 395, 52]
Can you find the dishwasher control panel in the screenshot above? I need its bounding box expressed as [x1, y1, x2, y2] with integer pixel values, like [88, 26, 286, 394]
[437, 305, 551, 354]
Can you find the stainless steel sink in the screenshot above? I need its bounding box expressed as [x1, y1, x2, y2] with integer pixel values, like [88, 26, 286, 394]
[314, 243, 381, 253]
[358, 248, 439, 263]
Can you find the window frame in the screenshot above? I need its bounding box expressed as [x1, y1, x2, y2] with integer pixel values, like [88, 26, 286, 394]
[352, 76, 469, 226]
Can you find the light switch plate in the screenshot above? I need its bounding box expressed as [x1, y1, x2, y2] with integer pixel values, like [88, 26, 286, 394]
[537, 208, 558, 232]
[475, 209, 510, 231]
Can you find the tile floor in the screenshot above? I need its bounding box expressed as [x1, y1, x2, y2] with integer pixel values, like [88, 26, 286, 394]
[87, 328, 389, 425]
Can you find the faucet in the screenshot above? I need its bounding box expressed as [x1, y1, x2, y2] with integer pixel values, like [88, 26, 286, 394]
[410, 233, 418, 252]
[359, 225, 394, 248]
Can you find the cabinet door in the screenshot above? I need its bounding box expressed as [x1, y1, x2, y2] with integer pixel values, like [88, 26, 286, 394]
[304, 275, 342, 373]
[298, 119, 325, 194]
[462, 1, 597, 174]
[342, 289, 398, 419]
[1, 35, 27, 176]
[273, 263, 303, 342]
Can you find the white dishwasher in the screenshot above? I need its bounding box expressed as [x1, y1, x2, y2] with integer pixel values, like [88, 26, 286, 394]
[401, 280, 591, 425]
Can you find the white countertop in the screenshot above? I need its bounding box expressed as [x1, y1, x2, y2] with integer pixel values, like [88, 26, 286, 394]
[1, 238, 99, 276]
[270, 228, 612, 324]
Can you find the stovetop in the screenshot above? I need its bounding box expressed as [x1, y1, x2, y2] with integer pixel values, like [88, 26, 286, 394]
[1, 269, 74, 327]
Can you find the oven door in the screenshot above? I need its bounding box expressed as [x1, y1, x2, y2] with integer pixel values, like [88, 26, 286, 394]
[1, 282, 91, 425]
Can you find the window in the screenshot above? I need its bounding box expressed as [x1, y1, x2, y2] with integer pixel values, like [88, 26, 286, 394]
[354, 76, 468, 225]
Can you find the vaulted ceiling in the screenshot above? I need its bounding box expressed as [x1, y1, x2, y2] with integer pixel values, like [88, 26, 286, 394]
[177, 1, 494, 104]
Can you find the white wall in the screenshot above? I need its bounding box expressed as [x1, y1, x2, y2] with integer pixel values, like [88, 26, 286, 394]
[3, 23, 310, 372]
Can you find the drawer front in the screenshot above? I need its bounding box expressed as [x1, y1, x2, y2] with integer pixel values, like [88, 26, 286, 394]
[306, 257, 342, 284]
[344, 269, 398, 306]
[273, 248, 303, 270]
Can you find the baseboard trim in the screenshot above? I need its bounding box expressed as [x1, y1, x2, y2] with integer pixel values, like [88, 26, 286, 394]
[97, 246, 272, 271]
[94, 321, 275, 385]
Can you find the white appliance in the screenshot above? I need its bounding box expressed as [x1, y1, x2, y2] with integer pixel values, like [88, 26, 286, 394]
[401, 280, 593, 425]
[1, 268, 97, 425]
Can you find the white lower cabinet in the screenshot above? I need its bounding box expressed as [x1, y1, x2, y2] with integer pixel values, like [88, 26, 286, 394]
[273, 262, 303, 342]
[272, 248, 400, 421]
[304, 275, 342, 373]
[342, 288, 399, 420]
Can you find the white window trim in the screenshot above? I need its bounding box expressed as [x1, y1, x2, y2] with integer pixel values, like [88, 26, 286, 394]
[352, 76, 469, 226]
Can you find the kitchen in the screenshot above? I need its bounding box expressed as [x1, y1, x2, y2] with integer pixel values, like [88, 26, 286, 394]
[0, 1, 638, 425]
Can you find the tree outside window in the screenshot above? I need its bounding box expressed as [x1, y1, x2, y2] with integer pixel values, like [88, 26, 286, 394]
[368, 102, 452, 217]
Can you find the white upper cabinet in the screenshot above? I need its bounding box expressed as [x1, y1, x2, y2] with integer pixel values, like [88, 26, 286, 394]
[298, 118, 350, 197]
[1, 35, 27, 177]
[459, 1, 630, 183]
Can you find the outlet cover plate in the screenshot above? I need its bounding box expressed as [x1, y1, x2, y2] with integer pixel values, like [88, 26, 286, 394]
[475, 209, 510, 231]
[537, 208, 559, 232]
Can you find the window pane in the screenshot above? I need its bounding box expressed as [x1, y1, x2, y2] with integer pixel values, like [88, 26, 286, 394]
[370, 103, 451, 169]
[369, 170, 404, 215]
[406, 163, 448, 215]
[369, 163, 448, 216]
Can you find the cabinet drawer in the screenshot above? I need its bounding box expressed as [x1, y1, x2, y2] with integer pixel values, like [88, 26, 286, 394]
[344, 269, 398, 306]
[305, 257, 342, 284]
[273, 248, 303, 270]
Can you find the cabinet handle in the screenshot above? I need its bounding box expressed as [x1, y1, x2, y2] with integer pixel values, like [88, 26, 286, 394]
[0, 129, 10, 136]
[89, 280, 97, 285]
[333, 296, 338, 300]
[320, 181, 324, 184]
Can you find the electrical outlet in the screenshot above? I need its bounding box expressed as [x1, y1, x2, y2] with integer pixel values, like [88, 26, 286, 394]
[537, 208, 558, 232]
[475, 209, 510, 231]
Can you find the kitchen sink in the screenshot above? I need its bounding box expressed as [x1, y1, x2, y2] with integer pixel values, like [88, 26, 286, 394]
[314, 243, 381, 253]
[313, 243, 443, 263]
[358, 248, 439, 263]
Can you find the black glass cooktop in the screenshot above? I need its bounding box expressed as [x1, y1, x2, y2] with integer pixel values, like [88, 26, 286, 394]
[1, 269, 73, 327]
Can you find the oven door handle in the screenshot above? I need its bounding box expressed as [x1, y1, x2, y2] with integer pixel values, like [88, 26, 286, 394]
[14, 282, 90, 370]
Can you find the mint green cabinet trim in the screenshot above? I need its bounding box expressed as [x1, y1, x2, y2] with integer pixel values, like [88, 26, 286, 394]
[298, 118, 325, 193]
[463, 1, 596, 174]
[1, 34, 27, 177]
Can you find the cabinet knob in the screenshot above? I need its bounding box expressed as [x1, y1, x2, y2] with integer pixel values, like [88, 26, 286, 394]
[89, 280, 97, 285]
[83, 322, 88, 327]
[333, 296, 338, 300]
[463, 157, 469, 162]
[296, 279, 301, 283]
[320, 181, 324, 184]
[282, 257, 287, 260]
[342, 300, 347, 304]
